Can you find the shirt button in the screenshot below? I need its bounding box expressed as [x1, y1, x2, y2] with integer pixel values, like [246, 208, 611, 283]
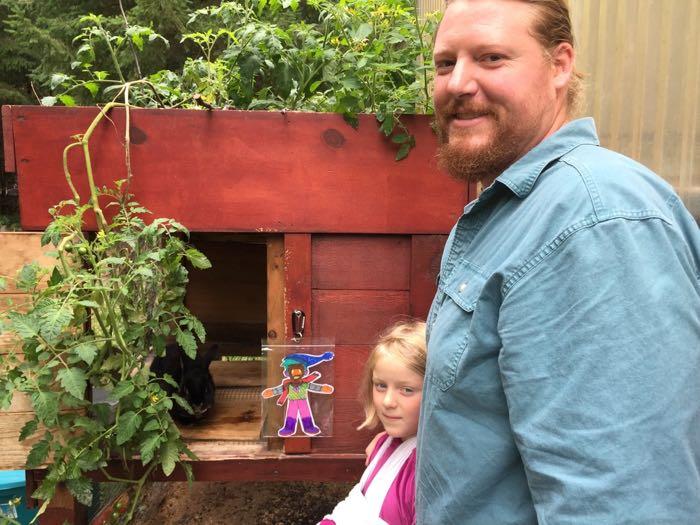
[459, 282, 467, 292]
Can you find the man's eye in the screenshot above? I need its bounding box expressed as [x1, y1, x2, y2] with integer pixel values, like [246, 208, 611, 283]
[482, 54, 503, 63]
[434, 60, 455, 72]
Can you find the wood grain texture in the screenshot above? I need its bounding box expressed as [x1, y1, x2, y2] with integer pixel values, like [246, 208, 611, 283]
[2, 105, 15, 173]
[312, 235, 411, 290]
[282, 234, 312, 454]
[0, 411, 42, 470]
[10, 107, 467, 233]
[0, 232, 55, 294]
[311, 290, 410, 345]
[312, 345, 375, 454]
[410, 234, 447, 319]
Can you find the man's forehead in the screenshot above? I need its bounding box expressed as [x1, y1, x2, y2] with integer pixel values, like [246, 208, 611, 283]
[436, 0, 538, 47]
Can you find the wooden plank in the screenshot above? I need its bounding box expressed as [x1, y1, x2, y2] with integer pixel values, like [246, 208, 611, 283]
[267, 236, 285, 344]
[209, 360, 262, 388]
[311, 290, 410, 345]
[0, 411, 43, 470]
[95, 454, 366, 483]
[0, 232, 56, 294]
[410, 234, 447, 319]
[284, 234, 312, 340]
[312, 235, 411, 290]
[312, 345, 376, 454]
[178, 387, 261, 441]
[2, 105, 16, 174]
[282, 234, 312, 454]
[11, 106, 467, 233]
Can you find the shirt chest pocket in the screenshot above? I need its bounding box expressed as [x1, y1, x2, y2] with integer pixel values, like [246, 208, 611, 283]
[427, 266, 488, 392]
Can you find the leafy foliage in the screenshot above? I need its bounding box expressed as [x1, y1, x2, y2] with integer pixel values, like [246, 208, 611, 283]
[0, 104, 210, 523]
[41, 0, 439, 157]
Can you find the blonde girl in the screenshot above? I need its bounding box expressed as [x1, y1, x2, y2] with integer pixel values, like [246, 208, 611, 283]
[320, 321, 427, 525]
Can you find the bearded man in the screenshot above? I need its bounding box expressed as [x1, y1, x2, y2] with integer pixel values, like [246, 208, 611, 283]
[417, 1, 700, 524]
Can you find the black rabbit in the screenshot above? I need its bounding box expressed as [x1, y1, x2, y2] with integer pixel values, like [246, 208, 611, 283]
[151, 343, 218, 424]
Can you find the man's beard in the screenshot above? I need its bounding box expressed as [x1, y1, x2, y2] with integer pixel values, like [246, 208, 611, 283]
[434, 104, 522, 184]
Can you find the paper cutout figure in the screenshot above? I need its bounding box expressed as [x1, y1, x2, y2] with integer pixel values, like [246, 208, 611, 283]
[261, 351, 334, 436]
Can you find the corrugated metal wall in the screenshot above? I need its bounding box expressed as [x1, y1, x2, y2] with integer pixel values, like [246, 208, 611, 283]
[418, 0, 700, 219]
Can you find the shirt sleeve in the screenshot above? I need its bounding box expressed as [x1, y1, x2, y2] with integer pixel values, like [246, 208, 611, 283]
[498, 216, 700, 523]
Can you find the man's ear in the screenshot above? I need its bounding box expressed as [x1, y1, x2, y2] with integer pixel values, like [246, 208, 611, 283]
[550, 42, 575, 91]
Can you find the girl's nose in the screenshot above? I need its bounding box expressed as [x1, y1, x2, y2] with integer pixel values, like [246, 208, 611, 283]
[382, 390, 397, 408]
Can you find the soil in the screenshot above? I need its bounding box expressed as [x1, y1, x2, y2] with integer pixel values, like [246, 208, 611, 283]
[130, 480, 353, 525]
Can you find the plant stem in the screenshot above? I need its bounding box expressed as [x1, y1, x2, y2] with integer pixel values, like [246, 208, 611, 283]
[118, 0, 142, 79]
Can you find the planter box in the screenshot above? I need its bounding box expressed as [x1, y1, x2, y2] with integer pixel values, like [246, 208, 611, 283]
[3, 106, 468, 234]
[2, 106, 473, 486]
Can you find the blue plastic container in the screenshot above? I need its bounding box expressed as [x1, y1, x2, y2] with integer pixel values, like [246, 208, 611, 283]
[0, 470, 38, 524]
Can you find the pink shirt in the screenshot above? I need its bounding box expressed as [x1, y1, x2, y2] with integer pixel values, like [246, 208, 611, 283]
[320, 434, 416, 525]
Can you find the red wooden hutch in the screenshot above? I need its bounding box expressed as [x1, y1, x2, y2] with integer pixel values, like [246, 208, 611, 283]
[1, 105, 472, 524]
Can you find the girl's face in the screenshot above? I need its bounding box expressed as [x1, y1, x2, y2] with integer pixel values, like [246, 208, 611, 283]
[372, 353, 424, 439]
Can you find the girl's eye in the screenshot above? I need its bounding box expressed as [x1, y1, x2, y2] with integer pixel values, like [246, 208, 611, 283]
[374, 382, 387, 392]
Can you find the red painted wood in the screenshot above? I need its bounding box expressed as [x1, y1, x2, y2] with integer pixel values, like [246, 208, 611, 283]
[2, 105, 15, 173]
[311, 290, 410, 345]
[92, 455, 365, 482]
[313, 344, 375, 453]
[312, 235, 411, 290]
[283, 234, 312, 454]
[7, 106, 467, 233]
[410, 234, 447, 319]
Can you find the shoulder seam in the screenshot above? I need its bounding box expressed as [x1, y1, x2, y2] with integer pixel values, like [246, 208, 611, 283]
[502, 213, 672, 296]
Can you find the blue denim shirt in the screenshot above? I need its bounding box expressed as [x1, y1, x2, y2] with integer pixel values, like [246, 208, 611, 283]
[417, 118, 700, 525]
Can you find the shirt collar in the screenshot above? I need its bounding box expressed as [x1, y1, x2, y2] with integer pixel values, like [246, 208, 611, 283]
[490, 117, 600, 200]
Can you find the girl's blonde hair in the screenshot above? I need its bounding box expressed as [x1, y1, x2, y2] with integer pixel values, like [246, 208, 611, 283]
[357, 320, 427, 430]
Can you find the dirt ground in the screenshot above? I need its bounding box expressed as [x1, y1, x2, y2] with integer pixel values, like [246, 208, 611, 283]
[131, 481, 353, 525]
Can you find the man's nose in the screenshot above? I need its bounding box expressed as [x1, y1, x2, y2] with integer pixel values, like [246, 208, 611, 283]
[447, 59, 478, 98]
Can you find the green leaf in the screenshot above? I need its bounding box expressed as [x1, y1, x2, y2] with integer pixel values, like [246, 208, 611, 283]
[395, 142, 411, 161]
[66, 477, 93, 506]
[32, 391, 59, 423]
[19, 418, 39, 441]
[143, 419, 161, 432]
[74, 342, 98, 366]
[41, 96, 58, 107]
[133, 266, 154, 278]
[57, 367, 87, 400]
[16, 264, 38, 291]
[139, 433, 160, 465]
[176, 330, 197, 359]
[191, 318, 206, 343]
[7, 312, 39, 339]
[51, 73, 70, 89]
[0, 276, 5, 291]
[185, 248, 211, 270]
[116, 411, 142, 445]
[391, 133, 409, 144]
[171, 393, 193, 414]
[109, 381, 134, 401]
[353, 23, 372, 41]
[77, 300, 100, 309]
[82, 82, 99, 97]
[181, 461, 194, 484]
[160, 440, 179, 477]
[40, 302, 74, 341]
[58, 94, 76, 107]
[48, 267, 64, 287]
[26, 435, 51, 468]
